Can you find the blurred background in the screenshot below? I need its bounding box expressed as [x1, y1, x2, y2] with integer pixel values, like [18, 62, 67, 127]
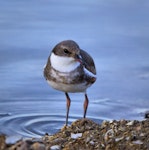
[0, 0, 149, 138]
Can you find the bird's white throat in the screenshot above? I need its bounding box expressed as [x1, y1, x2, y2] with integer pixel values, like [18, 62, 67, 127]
[50, 52, 80, 72]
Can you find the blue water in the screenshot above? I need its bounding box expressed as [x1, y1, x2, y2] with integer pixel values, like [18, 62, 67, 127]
[0, 0, 149, 138]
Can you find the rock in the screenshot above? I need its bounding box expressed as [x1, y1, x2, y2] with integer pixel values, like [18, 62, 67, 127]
[71, 133, 82, 139]
[30, 142, 45, 150]
[145, 111, 149, 118]
[0, 135, 6, 150]
[50, 145, 61, 150]
[126, 120, 134, 126]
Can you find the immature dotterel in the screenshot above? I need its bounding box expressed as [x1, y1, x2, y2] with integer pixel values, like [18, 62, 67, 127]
[44, 40, 96, 125]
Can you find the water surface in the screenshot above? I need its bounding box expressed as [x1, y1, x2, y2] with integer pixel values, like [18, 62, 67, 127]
[0, 0, 149, 138]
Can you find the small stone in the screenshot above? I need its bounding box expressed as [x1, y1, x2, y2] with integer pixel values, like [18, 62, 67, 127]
[50, 145, 61, 150]
[115, 136, 124, 142]
[140, 133, 145, 136]
[109, 120, 114, 124]
[126, 121, 134, 126]
[132, 140, 143, 145]
[89, 141, 95, 145]
[64, 131, 71, 137]
[30, 142, 45, 150]
[145, 111, 149, 118]
[45, 133, 49, 136]
[101, 120, 108, 128]
[71, 133, 82, 139]
[126, 137, 130, 141]
[104, 129, 114, 141]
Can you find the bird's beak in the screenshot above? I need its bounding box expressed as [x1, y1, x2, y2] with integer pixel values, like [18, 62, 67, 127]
[75, 54, 83, 64]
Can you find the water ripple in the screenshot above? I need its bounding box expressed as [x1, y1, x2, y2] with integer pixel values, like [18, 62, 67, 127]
[0, 113, 68, 137]
[0, 113, 103, 138]
[0, 114, 102, 137]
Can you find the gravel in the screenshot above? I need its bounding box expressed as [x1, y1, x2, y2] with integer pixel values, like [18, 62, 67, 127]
[1, 118, 149, 150]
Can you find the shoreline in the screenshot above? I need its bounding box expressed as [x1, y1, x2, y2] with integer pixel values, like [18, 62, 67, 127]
[1, 118, 149, 150]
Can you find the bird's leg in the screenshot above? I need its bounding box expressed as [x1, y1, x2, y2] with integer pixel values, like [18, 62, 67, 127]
[65, 92, 71, 126]
[83, 93, 89, 118]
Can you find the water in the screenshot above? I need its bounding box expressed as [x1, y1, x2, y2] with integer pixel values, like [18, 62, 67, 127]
[0, 0, 149, 138]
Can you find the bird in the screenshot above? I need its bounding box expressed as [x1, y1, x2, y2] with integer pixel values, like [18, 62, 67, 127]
[44, 40, 96, 126]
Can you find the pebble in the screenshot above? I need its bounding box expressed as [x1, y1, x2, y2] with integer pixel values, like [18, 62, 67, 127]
[89, 141, 95, 145]
[50, 145, 61, 150]
[126, 121, 134, 126]
[145, 111, 149, 118]
[115, 136, 124, 142]
[71, 133, 82, 139]
[104, 129, 114, 141]
[132, 140, 143, 145]
[30, 142, 45, 150]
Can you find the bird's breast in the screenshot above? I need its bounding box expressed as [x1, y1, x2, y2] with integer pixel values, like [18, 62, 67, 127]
[50, 52, 80, 73]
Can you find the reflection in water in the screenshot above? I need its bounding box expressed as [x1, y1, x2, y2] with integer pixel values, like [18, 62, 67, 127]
[0, 0, 149, 137]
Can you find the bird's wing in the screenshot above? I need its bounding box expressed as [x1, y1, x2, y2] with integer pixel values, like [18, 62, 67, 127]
[80, 49, 96, 75]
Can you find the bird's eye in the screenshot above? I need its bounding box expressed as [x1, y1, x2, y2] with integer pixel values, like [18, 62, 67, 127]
[63, 49, 70, 54]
